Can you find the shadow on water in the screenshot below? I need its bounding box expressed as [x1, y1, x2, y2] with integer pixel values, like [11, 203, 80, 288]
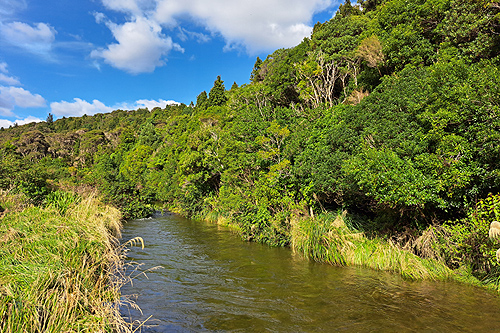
[120, 212, 500, 332]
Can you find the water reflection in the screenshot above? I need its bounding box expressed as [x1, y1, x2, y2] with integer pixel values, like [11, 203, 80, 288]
[120, 212, 500, 332]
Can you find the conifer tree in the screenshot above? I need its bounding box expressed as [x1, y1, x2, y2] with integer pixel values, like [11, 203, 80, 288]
[250, 57, 263, 82]
[208, 75, 227, 107]
[46, 113, 54, 125]
[196, 91, 208, 109]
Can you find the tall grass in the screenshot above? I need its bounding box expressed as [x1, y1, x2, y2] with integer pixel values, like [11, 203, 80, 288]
[197, 208, 242, 233]
[43, 189, 81, 216]
[291, 211, 454, 281]
[0, 191, 134, 332]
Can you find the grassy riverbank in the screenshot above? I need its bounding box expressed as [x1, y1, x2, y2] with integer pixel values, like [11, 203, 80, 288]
[289, 212, 451, 280]
[198, 207, 498, 291]
[0, 191, 133, 332]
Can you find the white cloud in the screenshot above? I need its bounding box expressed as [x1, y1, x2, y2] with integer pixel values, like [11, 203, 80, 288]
[130, 99, 180, 109]
[91, 15, 183, 74]
[0, 73, 21, 86]
[153, 0, 333, 53]
[0, 0, 27, 16]
[0, 21, 57, 57]
[177, 27, 211, 43]
[93, 0, 335, 73]
[0, 86, 46, 116]
[0, 62, 21, 85]
[100, 0, 152, 15]
[50, 97, 180, 117]
[0, 116, 42, 129]
[50, 98, 114, 117]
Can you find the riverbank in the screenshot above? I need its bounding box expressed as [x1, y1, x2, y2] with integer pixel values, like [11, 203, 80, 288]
[0, 191, 133, 332]
[120, 212, 500, 331]
[194, 207, 496, 291]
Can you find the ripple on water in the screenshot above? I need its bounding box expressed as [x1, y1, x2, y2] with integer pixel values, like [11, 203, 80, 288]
[120, 214, 500, 332]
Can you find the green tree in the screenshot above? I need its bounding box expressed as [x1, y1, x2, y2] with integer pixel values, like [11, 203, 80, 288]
[120, 145, 154, 183]
[196, 91, 208, 109]
[208, 76, 227, 107]
[46, 113, 54, 126]
[250, 57, 263, 82]
[137, 121, 160, 147]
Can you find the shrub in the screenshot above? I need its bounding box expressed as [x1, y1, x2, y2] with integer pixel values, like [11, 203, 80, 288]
[433, 194, 500, 275]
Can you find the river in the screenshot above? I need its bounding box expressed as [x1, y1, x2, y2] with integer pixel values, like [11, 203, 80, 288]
[120, 212, 500, 332]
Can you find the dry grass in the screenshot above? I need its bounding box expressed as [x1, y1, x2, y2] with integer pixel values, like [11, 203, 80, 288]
[0, 191, 137, 332]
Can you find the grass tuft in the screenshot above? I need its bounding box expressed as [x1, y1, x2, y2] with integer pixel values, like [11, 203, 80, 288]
[291, 211, 454, 281]
[0, 191, 135, 332]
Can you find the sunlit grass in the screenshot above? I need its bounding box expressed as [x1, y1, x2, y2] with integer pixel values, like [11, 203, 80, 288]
[0, 191, 134, 332]
[291, 211, 454, 281]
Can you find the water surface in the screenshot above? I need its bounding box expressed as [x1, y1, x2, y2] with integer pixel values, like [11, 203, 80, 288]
[120, 212, 500, 332]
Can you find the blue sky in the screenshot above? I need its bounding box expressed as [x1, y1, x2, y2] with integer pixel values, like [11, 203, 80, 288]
[0, 0, 339, 128]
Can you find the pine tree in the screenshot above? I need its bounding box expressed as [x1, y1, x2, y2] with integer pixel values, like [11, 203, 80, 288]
[46, 113, 54, 125]
[196, 91, 208, 109]
[250, 57, 263, 82]
[208, 76, 227, 107]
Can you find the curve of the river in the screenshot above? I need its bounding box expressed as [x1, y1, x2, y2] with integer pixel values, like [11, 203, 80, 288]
[120, 212, 500, 332]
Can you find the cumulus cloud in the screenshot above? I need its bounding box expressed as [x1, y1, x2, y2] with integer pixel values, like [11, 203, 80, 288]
[50, 98, 114, 117]
[93, 0, 335, 73]
[128, 99, 180, 109]
[50, 97, 180, 117]
[0, 86, 46, 116]
[154, 0, 333, 53]
[0, 21, 57, 57]
[0, 116, 42, 129]
[91, 15, 183, 74]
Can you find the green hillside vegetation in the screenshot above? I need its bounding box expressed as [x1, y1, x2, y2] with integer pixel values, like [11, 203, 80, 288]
[2, 0, 500, 302]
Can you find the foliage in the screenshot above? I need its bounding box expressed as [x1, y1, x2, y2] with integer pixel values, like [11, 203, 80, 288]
[0, 0, 499, 285]
[43, 190, 81, 215]
[15, 169, 51, 206]
[433, 194, 500, 275]
[291, 211, 453, 280]
[208, 76, 227, 107]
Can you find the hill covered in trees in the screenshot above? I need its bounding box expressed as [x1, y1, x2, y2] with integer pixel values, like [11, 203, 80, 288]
[1, 0, 500, 282]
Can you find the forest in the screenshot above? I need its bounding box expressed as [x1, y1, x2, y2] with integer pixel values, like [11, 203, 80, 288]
[1, 0, 500, 293]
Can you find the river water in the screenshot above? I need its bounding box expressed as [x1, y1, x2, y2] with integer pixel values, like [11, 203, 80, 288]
[120, 212, 500, 332]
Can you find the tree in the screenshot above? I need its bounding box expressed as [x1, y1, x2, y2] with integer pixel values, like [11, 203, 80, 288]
[137, 121, 160, 147]
[295, 50, 342, 108]
[356, 35, 385, 72]
[15, 130, 50, 162]
[208, 76, 227, 107]
[250, 57, 263, 82]
[120, 145, 154, 183]
[196, 91, 208, 109]
[356, 0, 383, 12]
[46, 113, 54, 125]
